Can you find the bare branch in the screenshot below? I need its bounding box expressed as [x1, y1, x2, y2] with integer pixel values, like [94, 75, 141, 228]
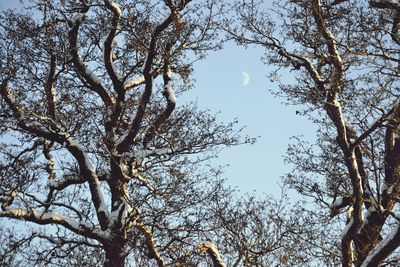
[116, 10, 176, 153]
[68, 7, 113, 107]
[136, 224, 166, 267]
[360, 224, 400, 267]
[103, 0, 123, 93]
[198, 242, 226, 267]
[369, 0, 400, 10]
[142, 50, 176, 148]
[0, 208, 107, 242]
[44, 54, 57, 119]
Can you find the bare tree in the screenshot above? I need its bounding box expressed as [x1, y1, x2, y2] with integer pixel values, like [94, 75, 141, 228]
[210, 192, 331, 267]
[0, 0, 262, 266]
[229, 0, 400, 266]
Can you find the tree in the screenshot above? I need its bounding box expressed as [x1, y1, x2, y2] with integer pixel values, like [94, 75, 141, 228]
[210, 191, 329, 267]
[0, 0, 261, 266]
[230, 0, 400, 266]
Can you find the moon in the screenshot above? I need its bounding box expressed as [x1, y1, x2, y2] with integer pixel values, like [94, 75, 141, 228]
[241, 71, 250, 86]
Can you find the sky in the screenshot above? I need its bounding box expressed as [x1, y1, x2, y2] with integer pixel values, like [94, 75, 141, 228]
[0, 0, 317, 196]
[184, 42, 316, 194]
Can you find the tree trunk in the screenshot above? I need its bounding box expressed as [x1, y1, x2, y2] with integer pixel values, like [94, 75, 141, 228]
[104, 242, 126, 267]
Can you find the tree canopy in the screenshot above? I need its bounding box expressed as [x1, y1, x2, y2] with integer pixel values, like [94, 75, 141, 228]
[0, 0, 248, 266]
[2, 0, 400, 266]
[229, 0, 400, 266]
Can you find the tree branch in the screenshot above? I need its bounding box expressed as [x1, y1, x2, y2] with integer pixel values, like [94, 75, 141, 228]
[142, 50, 176, 148]
[116, 11, 176, 153]
[310, 2, 363, 265]
[44, 54, 57, 119]
[199, 242, 226, 267]
[0, 208, 107, 242]
[311, 0, 343, 87]
[68, 6, 113, 107]
[136, 224, 166, 267]
[369, 0, 400, 10]
[360, 224, 400, 267]
[103, 0, 123, 93]
[1, 80, 110, 230]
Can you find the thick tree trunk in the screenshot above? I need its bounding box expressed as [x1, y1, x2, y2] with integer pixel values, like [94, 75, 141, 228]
[104, 242, 126, 267]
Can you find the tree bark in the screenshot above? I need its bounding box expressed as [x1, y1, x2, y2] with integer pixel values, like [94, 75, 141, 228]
[104, 241, 126, 267]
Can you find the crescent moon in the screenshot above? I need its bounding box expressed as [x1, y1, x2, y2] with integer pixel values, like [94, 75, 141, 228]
[241, 71, 250, 86]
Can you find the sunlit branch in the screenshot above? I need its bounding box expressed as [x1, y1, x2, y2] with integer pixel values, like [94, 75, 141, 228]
[0, 208, 107, 242]
[103, 0, 123, 93]
[136, 224, 166, 267]
[116, 10, 176, 153]
[68, 5, 113, 107]
[143, 49, 176, 148]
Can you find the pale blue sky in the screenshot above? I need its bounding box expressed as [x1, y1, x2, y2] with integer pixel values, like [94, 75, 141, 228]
[184, 42, 316, 194]
[0, 0, 317, 195]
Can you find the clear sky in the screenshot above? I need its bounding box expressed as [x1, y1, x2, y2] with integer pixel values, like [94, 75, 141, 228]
[184, 42, 316, 194]
[0, 0, 317, 195]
